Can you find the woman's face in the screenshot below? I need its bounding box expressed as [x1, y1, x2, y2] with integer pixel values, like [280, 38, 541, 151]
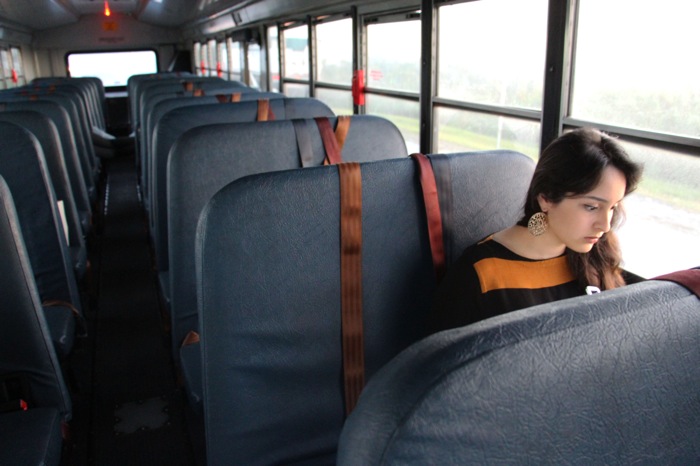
[539, 166, 627, 254]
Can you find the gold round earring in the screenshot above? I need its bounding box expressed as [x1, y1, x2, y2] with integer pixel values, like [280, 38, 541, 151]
[527, 212, 548, 236]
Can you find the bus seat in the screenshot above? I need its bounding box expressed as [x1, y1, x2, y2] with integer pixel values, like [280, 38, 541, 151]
[151, 96, 331, 287]
[336, 270, 700, 465]
[140, 87, 273, 212]
[0, 121, 84, 354]
[0, 408, 64, 466]
[138, 80, 253, 163]
[136, 77, 244, 142]
[196, 151, 534, 464]
[0, 93, 98, 206]
[0, 100, 94, 221]
[0, 110, 88, 280]
[31, 78, 105, 134]
[172, 115, 406, 410]
[127, 71, 194, 132]
[0, 175, 72, 465]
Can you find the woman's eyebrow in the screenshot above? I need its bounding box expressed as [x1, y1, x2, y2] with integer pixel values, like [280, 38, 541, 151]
[571, 194, 610, 203]
[577, 194, 626, 205]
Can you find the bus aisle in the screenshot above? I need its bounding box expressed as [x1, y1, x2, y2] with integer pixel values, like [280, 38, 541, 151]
[71, 153, 197, 466]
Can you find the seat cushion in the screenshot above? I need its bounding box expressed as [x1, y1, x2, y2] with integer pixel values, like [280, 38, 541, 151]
[42, 305, 75, 359]
[0, 408, 63, 466]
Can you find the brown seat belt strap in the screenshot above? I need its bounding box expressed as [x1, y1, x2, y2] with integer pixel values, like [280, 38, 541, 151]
[42, 299, 87, 336]
[410, 153, 446, 281]
[338, 162, 365, 415]
[181, 330, 201, 347]
[42, 299, 81, 318]
[335, 115, 350, 151]
[216, 92, 242, 103]
[257, 99, 275, 121]
[316, 116, 351, 165]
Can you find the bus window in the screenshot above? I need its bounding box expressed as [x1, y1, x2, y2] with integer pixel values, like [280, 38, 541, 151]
[228, 39, 243, 82]
[283, 25, 309, 81]
[218, 40, 229, 79]
[10, 47, 26, 86]
[245, 41, 262, 90]
[617, 144, 700, 278]
[316, 88, 353, 116]
[572, 0, 700, 277]
[435, 0, 547, 157]
[1, 48, 12, 88]
[365, 15, 421, 152]
[572, 0, 700, 138]
[207, 39, 217, 77]
[315, 17, 353, 115]
[435, 107, 541, 159]
[67, 50, 157, 87]
[267, 25, 280, 92]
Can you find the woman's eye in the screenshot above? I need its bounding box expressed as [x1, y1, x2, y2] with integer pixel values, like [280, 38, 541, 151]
[584, 204, 598, 211]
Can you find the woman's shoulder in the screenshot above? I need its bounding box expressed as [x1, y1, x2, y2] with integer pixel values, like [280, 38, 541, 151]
[459, 234, 522, 263]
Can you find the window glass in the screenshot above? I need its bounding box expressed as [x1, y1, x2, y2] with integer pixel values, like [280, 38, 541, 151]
[199, 43, 209, 76]
[267, 26, 280, 92]
[10, 47, 23, 75]
[246, 42, 262, 89]
[365, 94, 420, 153]
[227, 39, 242, 82]
[193, 43, 203, 76]
[207, 39, 217, 76]
[316, 18, 352, 86]
[283, 82, 310, 98]
[573, 0, 700, 137]
[438, 0, 547, 109]
[315, 88, 353, 115]
[366, 19, 420, 93]
[435, 107, 540, 159]
[615, 142, 700, 277]
[1, 49, 11, 87]
[283, 25, 309, 80]
[218, 41, 228, 78]
[67, 50, 157, 87]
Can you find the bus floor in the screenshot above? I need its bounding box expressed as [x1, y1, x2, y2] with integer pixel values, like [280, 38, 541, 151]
[66, 153, 198, 466]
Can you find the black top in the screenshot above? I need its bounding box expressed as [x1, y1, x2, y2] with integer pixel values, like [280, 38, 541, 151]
[429, 236, 582, 333]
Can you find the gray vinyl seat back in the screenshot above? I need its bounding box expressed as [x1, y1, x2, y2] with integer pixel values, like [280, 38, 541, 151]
[0, 100, 92, 224]
[0, 93, 97, 203]
[0, 121, 82, 317]
[196, 151, 535, 464]
[45, 90, 101, 180]
[0, 110, 87, 278]
[140, 87, 270, 206]
[31, 78, 104, 131]
[0, 175, 72, 420]
[139, 81, 255, 166]
[127, 72, 194, 130]
[136, 77, 240, 138]
[170, 115, 404, 361]
[337, 271, 700, 465]
[151, 97, 330, 275]
[169, 114, 403, 360]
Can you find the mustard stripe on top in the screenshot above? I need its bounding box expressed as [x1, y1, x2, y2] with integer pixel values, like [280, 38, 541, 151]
[474, 255, 575, 293]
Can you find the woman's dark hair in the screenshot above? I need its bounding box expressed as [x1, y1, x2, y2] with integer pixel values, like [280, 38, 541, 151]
[517, 128, 643, 290]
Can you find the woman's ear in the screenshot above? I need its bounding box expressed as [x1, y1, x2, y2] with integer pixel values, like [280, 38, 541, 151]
[536, 193, 552, 213]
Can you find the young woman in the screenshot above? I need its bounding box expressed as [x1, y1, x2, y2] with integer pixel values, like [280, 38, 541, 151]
[429, 128, 643, 333]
